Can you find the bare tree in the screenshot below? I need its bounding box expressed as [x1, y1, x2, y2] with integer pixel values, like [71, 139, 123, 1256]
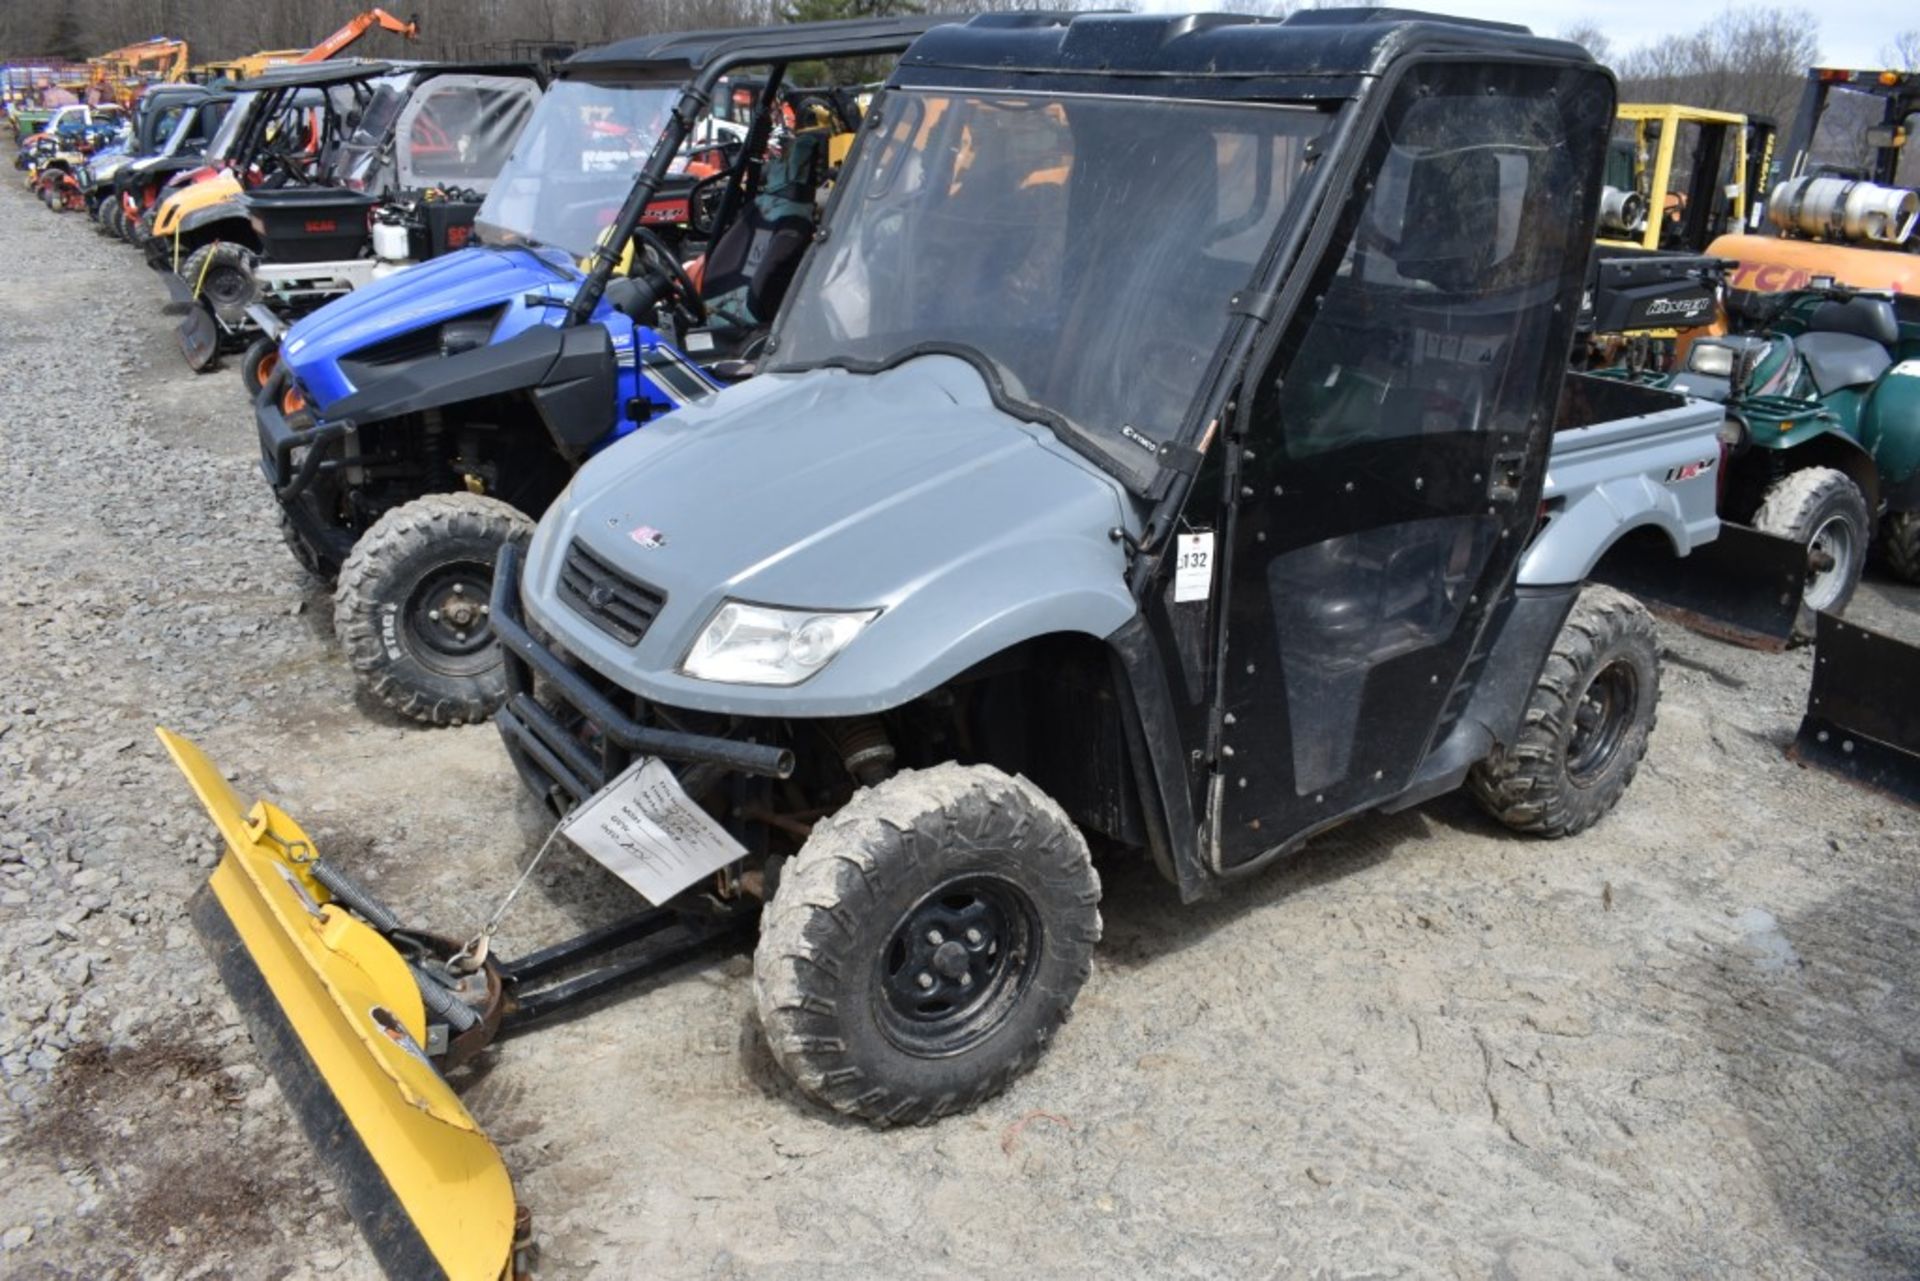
[1558, 21, 1612, 66]
[1884, 30, 1920, 71]
[1612, 7, 1818, 128]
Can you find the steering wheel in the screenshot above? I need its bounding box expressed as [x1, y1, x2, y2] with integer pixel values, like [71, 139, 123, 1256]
[631, 225, 707, 330]
[686, 172, 730, 240]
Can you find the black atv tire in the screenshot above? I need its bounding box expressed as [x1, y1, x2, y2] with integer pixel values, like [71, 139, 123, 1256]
[241, 337, 279, 399]
[332, 493, 534, 727]
[1882, 511, 1920, 586]
[756, 763, 1102, 1126]
[1752, 466, 1869, 638]
[179, 240, 258, 325]
[1468, 585, 1660, 838]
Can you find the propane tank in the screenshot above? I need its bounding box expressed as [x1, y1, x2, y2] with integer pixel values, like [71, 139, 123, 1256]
[1598, 185, 1647, 237]
[1769, 175, 1919, 246]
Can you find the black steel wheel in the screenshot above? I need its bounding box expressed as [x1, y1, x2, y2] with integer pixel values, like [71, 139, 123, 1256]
[332, 493, 534, 726]
[1469, 585, 1660, 837]
[876, 875, 1040, 1058]
[757, 764, 1101, 1125]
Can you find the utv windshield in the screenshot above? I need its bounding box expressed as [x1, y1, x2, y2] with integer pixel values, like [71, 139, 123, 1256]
[769, 90, 1327, 486]
[203, 90, 255, 163]
[475, 78, 679, 257]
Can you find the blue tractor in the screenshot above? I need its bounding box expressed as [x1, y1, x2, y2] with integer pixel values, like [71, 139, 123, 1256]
[256, 18, 937, 724]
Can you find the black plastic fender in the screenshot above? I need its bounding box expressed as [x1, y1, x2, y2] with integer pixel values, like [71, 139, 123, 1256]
[320, 324, 617, 460]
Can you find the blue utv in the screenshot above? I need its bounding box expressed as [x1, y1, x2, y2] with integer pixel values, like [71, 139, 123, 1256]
[255, 18, 936, 725]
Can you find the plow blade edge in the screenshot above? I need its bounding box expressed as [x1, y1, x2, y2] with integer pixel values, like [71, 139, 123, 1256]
[1790, 613, 1920, 808]
[1592, 522, 1806, 651]
[156, 728, 516, 1280]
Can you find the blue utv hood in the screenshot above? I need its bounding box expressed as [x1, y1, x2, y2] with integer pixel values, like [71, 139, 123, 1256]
[282, 245, 581, 407]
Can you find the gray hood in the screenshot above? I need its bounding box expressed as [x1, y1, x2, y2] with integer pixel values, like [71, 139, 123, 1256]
[521, 355, 1141, 717]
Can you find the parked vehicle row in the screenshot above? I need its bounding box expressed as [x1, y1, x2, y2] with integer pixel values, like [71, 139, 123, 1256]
[13, 11, 1917, 1280]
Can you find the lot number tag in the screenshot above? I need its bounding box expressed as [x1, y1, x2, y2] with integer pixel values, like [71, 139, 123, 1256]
[1174, 532, 1215, 604]
[561, 758, 747, 905]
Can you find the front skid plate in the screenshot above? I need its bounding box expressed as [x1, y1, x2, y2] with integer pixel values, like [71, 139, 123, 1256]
[157, 729, 514, 1281]
[1790, 612, 1920, 808]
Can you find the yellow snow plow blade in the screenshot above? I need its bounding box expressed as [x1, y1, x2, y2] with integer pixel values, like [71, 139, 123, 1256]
[156, 728, 515, 1281]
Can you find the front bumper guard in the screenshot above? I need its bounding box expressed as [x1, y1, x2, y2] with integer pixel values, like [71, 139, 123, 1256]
[490, 542, 793, 810]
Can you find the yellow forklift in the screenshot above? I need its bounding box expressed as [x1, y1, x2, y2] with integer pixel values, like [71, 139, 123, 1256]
[1580, 102, 1776, 366]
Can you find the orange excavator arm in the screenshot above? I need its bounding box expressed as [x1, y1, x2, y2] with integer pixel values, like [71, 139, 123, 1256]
[297, 9, 421, 64]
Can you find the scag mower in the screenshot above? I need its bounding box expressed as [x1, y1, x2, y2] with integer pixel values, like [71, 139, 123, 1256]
[252, 18, 933, 726]
[166, 11, 1805, 1277]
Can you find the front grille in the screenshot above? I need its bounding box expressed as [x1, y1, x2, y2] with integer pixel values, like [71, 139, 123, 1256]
[557, 538, 666, 647]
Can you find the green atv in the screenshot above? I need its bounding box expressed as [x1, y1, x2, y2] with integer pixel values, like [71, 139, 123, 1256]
[1661, 282, 1920, 632]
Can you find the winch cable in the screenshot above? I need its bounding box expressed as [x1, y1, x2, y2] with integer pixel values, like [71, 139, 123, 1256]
[448, 819, 569, 975]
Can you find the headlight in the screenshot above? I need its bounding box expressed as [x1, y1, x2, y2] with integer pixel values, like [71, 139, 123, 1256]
[682, 601, 879, 686]
[1688, 342, 1737, 378]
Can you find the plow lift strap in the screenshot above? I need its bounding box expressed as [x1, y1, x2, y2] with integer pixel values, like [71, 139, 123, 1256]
[1790, 611, 1920, 807]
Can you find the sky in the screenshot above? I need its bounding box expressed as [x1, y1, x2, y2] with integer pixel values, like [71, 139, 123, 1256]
[1132, 0, 1905, 68]
[1403, 0, 1898, 67]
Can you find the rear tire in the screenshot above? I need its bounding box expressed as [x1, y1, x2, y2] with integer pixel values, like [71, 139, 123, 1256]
[1752, 466, 1869, 638]
[332, 493, 534, 727]
[241, 337, 279, 399]
[1883, 511, 1920, 586]
[179, 240, 258, 325]
[1469, 585, 1660, 838]
[756, 764, 1102, 1125]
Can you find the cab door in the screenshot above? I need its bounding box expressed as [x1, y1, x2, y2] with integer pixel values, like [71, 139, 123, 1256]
[1206, 60, 1611, 871]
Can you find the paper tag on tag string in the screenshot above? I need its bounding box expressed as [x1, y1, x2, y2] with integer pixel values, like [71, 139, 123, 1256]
[1173, 531, 1215, 604]
[560, 758, 747, 905]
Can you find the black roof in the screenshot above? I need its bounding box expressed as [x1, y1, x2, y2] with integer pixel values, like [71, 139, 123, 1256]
[897, 8, 1593, 97]
[239, 60, 396, 91]
[563, 16, 945, 82]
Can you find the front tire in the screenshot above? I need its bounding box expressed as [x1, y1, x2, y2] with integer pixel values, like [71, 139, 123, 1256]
[241, 336, 279, 398]
[1469, 585, 1659, 838]
[1752, 466, 1869, 637]
[332, 493, 534, 726]
[178, 240, 258, 325]
[756, 764, 1102, 1125]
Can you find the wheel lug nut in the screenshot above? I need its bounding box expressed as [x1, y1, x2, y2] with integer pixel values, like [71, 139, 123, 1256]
[916, 972, 933, 990]
[456, 632, 468, 643]
[965, 928, 982, 944]
[428, 609, 441, 621]
[959, 973, 972, 987]
[452, 584, 465, 595]
[927, 929, 943, 945]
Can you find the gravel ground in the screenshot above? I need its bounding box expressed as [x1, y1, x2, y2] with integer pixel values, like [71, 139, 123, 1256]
[2, 178, 1918, 1280]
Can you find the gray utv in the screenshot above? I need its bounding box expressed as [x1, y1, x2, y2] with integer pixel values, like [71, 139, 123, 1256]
[475, 9, 1694, 1123]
